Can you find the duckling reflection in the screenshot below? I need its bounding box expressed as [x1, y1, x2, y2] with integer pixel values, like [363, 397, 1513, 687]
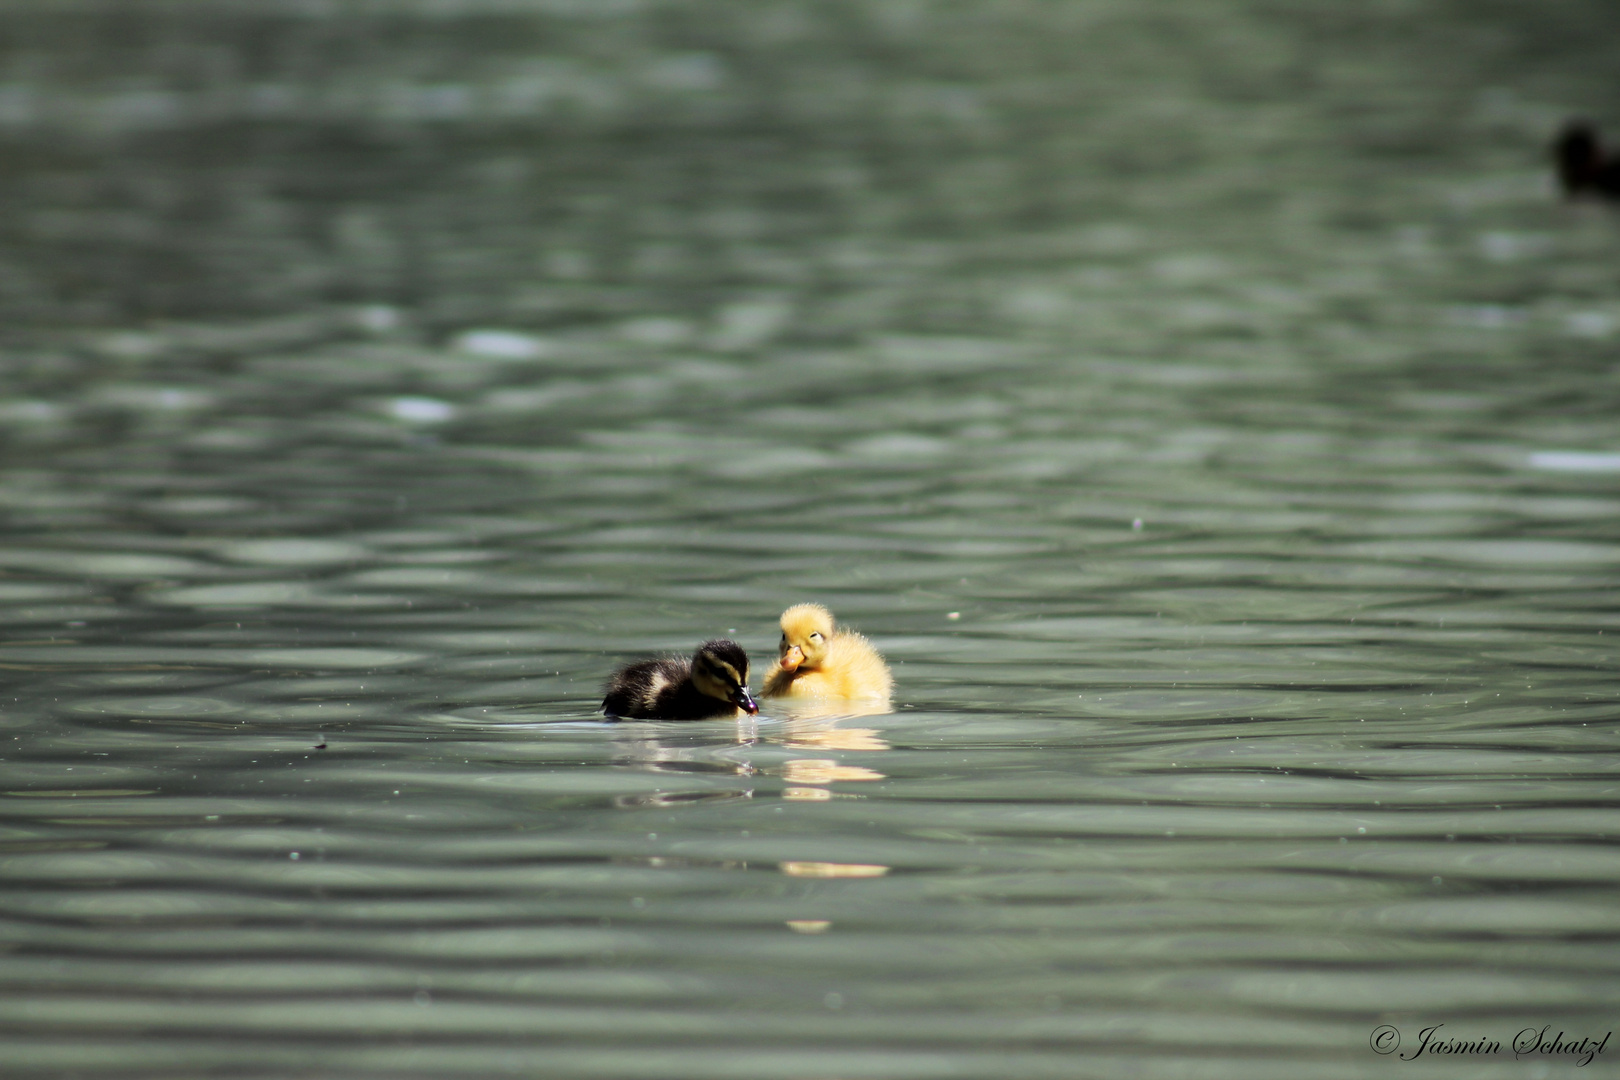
[606, 714, 762, 809]
[762, 603, 892, 711]
[771, 713, 889, 801]
[779, 861, 889, 878]
[602, 638, 758, 720]
[606, 709, 890, 808]
[781, 758, 885, 785]
[780, 720, 890, 752]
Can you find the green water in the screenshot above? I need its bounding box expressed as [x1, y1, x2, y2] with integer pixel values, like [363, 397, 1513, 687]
[2, 2, 1619, 1077]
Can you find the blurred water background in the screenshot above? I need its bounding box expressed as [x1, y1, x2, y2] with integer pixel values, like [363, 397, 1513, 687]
[2, 2, 1620, 1077]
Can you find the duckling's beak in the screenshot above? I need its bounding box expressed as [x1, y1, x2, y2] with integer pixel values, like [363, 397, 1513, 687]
[733, 686, 759, 715]
[780, 646, 804, 672]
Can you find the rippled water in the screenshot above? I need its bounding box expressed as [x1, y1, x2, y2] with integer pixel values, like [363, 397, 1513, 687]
[4, 3, 1620, 1078]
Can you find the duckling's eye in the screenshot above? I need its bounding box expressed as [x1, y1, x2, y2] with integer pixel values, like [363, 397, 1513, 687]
[809, 632, 823, 642]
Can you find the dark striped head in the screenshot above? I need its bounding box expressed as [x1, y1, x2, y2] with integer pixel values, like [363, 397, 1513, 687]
[690, 639, 758, 715]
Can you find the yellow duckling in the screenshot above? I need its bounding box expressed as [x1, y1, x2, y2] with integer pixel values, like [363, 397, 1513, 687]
[762, 603, 892, 706]
[602, 639, 759, 720]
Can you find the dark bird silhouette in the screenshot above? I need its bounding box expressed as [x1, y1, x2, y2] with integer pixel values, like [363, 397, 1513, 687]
[1555, 121, 1620, 198]
[602, 638, 759, 720]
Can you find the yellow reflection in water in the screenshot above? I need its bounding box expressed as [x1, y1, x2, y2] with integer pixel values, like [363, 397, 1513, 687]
[781, 759, 884, 784]
[782, 786, 832, 801]
[779, 861, 889, 878]
[783, 725, 890, 751]
[786, 920, 832, 933]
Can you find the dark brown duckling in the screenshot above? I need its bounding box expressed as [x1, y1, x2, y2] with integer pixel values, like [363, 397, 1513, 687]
[1555, 121, 1620, 199]
[602, 638, 759, 720]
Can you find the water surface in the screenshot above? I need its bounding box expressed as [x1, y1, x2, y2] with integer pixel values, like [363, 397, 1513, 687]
[2, 2, 1619, 1077]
